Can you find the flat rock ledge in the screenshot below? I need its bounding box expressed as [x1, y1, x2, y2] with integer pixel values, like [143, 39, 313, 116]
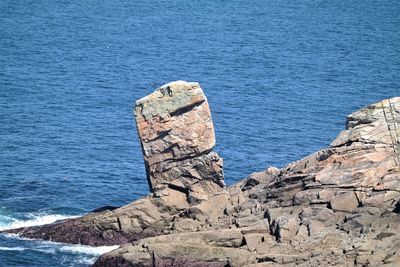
[2, 84, 400, 267]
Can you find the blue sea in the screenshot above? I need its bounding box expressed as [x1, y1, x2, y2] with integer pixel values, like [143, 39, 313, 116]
[0, 0, 399, 266]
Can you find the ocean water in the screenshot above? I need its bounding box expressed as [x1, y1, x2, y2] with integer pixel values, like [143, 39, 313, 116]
[0, 0, 399, 265]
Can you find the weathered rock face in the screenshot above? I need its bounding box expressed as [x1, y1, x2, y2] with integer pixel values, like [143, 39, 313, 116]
[2, 91, 400, 267]
[331, 97, 400, 149]
[134, 81, 224, 200]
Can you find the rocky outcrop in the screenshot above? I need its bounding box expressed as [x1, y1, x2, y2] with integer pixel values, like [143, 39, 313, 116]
[93, 96, 400, 266]
[2, 84, 400, 267]
[3, 81, 229, 246]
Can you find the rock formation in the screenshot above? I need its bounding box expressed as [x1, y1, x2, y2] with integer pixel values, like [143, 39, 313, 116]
[3, 81, 229, 245]
[94, 96, 400, 267]
[2, 84, 400, 267]
[134, 81, 224, 201]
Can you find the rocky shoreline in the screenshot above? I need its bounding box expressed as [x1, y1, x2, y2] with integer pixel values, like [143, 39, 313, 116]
[2, 82, 400, 266]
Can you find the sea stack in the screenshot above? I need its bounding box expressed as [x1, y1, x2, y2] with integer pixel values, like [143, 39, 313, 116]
[134, 81, 224, 202]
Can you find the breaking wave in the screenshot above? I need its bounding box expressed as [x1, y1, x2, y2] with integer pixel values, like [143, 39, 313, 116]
[0, 213, 79, 231]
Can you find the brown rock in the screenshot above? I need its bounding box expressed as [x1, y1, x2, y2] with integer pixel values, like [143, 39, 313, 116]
[331, 97, 400, 147]
[244, 233, 268, 251]
[329, 192, 359, 212]
[134, 81, 224, 195]
[141, 229, 244, 248]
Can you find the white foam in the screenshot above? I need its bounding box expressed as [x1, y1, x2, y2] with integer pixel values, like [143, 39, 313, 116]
[0, 212, 15, 228]
[0, 212, 119, 263]
[0, 246, 26, 251]
[0, 246, 57, 254]
[3, 233, 119, 255]
[59, 244, 119, 255]
[0, 214, 79, 231]
[74, 255, 98, 265]
[35, 247, 56, 254]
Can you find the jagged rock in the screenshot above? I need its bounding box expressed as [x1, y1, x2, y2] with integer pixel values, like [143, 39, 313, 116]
[2, 91, 400, 267]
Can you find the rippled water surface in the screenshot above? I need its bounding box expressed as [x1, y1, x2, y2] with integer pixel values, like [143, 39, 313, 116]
[1, 0, 399, 265]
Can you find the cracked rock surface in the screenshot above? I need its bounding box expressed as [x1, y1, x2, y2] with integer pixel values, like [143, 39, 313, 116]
[2, 84, 400, 267]
[134, 81, 224, 195]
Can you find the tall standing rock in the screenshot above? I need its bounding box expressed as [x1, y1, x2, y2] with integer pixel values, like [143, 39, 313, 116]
[134, 81, 224, 202]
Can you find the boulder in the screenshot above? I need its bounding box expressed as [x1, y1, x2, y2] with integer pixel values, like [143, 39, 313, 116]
[330, 191, 359, 212]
